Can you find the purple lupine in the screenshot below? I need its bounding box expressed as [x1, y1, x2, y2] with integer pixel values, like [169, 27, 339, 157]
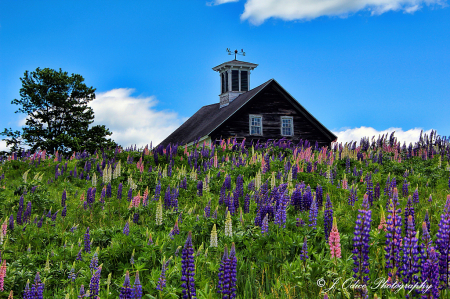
[17, 194, 24, 225]
[23, 279, 31, 299]
[89, 265, 102, 298]
[316, 184, 323, 207]
[132, 271, 143, 299]
[261, 214, 269, 235]
[217, 244, 229, 295]
[76, 248, 82, 261]
[90, 251, 99, 274]
[420, 248, 440, 298]
[117, 183, 123, 200]
[227, 243, 238, 299]
[436, 211, 450, 289]
[156, 260, 168, 291]
[308, 198, 318, 230]
[400, 215, 419, 293]
[197, 180, 203, 197]
[424, 210, 431, 233]
[51, 211, 58, 222]
[103, 182, 110, 199]
[68, 264, 77, 282]
[352, 195, 372, 296]
[61, 189, 67, 207]
[324, 194, 333, 242]
[78, 285, 85, 298]
[385, 188, 402, 281]
[300, 236, 308, 261]
[31, 272, 44, 299]
[62, 206, 67, 218]
[204, 200, 211, 218]
[133, 212, 139, 224]
[120, 271, 132, 299]
[153, 180, 161, 200]
[275, 189, 288, 228]
[413, 186, 419, 204]
[374, 182, 380, 200]
[84, 227, 91, 253]
[404, 195, 415, 235]
[123, 221, 129, 236]
[402, 179, 409, 197]
[24, 201, 32, 224]
[164, 186, 171, 210]
[181, 231, 196, 299]
[173, 220, 180, 235]
[8, 215, 13, 231]
[127, 188, 133, 202]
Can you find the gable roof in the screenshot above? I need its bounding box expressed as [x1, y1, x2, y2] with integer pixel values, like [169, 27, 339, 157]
[159, 79, 337, 146]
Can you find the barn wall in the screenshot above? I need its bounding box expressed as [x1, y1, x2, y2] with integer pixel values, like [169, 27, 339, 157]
[210, 83, 333, 147]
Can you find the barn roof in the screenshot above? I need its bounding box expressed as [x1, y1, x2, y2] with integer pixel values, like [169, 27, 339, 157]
[159, 79, 337, 146]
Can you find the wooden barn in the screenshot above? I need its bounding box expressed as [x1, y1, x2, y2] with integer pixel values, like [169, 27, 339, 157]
[159, 58, 337, 147]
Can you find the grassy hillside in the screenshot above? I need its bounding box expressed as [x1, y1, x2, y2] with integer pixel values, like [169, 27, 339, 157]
[0, 133, 449, 298]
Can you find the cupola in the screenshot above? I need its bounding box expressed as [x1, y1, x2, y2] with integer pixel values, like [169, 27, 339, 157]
[212, 53, 258, 108]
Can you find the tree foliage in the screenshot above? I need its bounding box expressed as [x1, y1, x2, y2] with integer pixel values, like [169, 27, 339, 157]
[1, 67, 117, 155]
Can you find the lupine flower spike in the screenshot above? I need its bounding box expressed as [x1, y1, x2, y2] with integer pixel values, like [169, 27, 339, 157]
[329, 217, 341, 260]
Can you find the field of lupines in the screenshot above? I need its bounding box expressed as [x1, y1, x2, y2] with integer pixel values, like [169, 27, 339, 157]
[0, 131, 449, 298]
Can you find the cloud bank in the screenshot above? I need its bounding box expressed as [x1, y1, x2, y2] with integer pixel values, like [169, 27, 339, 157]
[332, 126, 434, 145]
[213, 0, 446, 24]
[0, 88, 186, 153]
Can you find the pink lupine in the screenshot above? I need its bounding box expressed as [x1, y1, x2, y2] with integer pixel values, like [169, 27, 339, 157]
[329, 217, 341, 259]
[132, 191, 141, 208]
[378, 209, 388, 232]
[0, 260, 6, 291]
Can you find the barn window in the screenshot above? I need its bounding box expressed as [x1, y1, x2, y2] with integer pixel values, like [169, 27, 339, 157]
[232, 70, 239, 91]
[249, 115, 262, 135]
[281, 116, 293, 136]
[241, 71, 248, 91]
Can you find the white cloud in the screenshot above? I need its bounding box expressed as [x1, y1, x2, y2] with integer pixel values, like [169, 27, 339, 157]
[89, 88, 187, 149]
[230, 0, 447, 24]
[207, 0, 239, 5]
[0, 88, 186, 153]
[332, 126, 434, 145]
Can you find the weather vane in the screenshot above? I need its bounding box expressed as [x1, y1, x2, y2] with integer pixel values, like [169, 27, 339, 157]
[227, 48, 245, 60]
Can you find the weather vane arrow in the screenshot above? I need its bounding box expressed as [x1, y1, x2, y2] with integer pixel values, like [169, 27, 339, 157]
[226, 48, 245, 60]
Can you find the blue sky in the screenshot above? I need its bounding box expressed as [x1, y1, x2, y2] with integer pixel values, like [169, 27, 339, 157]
[1, 0, 449, 150]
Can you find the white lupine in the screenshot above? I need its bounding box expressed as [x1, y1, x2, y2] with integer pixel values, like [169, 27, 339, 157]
[225, 211, 232, 237]
[33, 172, 41, 181]
[156, 198, 163, 225]
[92, 172, 97, 186]
[22, 169, 31, 183]
[210, 224, 218, 247]
[271, 172, 276, 189]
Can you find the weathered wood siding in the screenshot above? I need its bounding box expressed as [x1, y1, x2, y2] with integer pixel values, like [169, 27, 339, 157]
[210, 83, 334, 147]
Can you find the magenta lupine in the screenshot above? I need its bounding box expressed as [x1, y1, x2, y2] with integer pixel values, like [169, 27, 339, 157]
[181, 231, 196, 299]
[324, 194, 333, 242]
[352, 195, 372, 296]
[120, 271, 132, 299]
[132, 270, 142, 299]
[84, 227, 91, 253]
[385, 188, 402, 281]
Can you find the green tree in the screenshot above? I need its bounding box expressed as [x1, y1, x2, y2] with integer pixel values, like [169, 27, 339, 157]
[0, 67, 117, 155]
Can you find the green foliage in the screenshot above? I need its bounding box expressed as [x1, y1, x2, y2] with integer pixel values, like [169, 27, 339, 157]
[0, 68, 117, 156]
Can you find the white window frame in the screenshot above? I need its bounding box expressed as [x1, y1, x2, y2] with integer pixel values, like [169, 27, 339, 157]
[249, 114, 263, 136]
[280, 116, 294, 136]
